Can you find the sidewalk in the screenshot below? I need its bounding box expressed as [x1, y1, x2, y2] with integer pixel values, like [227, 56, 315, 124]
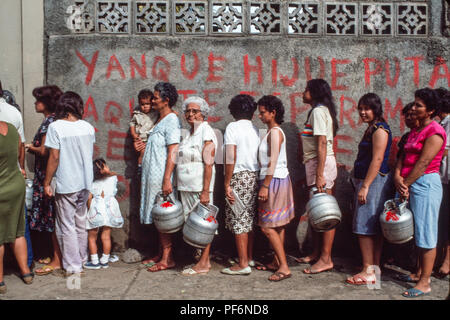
[1, 254, 448, 300]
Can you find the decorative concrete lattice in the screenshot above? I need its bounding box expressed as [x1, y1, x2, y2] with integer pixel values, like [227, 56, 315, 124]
[250, 2, 282, 34]
[444, 0, 450, 37]
[136, 1, 168, 33]
[66, 1, 95, 33]
[361, 3, 393, 36]
[174, 2, 207, 34]
[325, 2, 358, 35]
[397, 3, 428, 36]
[288, 2, 321, 35]
[97, 1, 130, 33]
[211, 2, 243, 34]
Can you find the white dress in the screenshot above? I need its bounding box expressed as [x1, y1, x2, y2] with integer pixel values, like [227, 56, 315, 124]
[86, 175, 124, 230]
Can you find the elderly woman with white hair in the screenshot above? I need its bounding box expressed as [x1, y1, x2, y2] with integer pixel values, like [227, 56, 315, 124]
[177, 96, 217, 275]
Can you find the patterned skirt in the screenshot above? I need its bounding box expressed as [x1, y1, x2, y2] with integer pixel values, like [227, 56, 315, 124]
[257, 175, 295, 228]
[225, 170, 259, 235]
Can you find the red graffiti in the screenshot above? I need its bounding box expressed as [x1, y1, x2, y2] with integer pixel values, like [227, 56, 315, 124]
[207, 52, 226, 82]
[385, 211, 399, 222]
[304, 56, 325, 81]
[363, 58, 383, 87]
[243, 55, 263, 85]
[271, 59, 278, 87]
[385, 58, 401, 88]
[76, 50, 99, 86]
[339, 95, 359, 129]
[429, 56, 450, 88]
[331, 58, 351, 91]
[104, 101, 123, 128]
[385, 98, 405, 132]
[180, 51, 200, 80]
[178, 90, 197, 101]
[152, 56, 170, 82]
[279, 58, 299, 87]
[289, 92, 308, 123]
[83, 96, 99, 122]
[129, 54, 147, 79]
[404, 56, 424, 87]
[129, 98, 135, 116]
[107, 130, 130, 161]
[240, 91, 259, 97]
[106, 54, 126, 80]
[334, 135, 353, 155]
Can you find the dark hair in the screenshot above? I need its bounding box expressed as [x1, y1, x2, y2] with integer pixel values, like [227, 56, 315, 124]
[2, 90, 20, 111]
[358, 93, 386, 123]
[55, 91, 84, 120]
[435, 87, 450, 115]
[228, 94, 257, 120]
[415, 88, 440, 118]
[154, 82, 178, 107]
[402, 102, 414, 115]
[138, 89, 153, 102]
[257, 95, 285, 124]
[0, 80, 3, 96]
[93, 158, 107, 180]
[305, 79, 339, 136]
[32, 85, 63, 113]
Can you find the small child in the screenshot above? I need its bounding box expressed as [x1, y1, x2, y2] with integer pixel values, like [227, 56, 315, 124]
[84, 158, 124, 269]
[129, 89, 158, 174]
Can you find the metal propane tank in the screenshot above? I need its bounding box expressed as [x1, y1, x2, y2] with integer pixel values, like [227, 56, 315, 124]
[25, 178, 33, 210]
[183, 202, 219, 248]
[151, 192, 184, 233]
[306, 187, 342, 232]
[379, 199, 414, 244]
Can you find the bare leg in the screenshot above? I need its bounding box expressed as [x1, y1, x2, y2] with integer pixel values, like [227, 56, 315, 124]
[405, 248, 435, 295]
[88, 228, 99, 255]
[0, 245, 4, 283]
[248, 231, 254, 262]
[230, 232, 250, 270]
[438, 244, 450, 275]
[148, 232, 175, 271]
[347, 235, 379, 283]
[49, 231, 62, 268]
[101, 227, 112, 255]
[261, 227, 290, 278]
[191, 243, 211, 273]
[10, 237, 31, 276]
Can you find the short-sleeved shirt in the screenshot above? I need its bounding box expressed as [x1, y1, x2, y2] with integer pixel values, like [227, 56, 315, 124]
[401, 120, 447, 178]
[0, 98, 25, 142]
[354, 122, 392, 179]
[129, 109, 158, 142]
[224, 120, 260, 173]
[45, 119, 96, 194]
[302, 105, 334, 163]
[177, 121, 218, 192]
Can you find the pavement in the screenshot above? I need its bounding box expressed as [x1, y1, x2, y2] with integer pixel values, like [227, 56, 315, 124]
[1, 252, 448, 301]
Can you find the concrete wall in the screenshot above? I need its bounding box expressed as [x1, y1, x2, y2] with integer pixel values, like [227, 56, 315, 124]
[41, 0, 450, 256]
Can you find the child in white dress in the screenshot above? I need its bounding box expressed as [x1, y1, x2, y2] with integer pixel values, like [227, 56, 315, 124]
[84, 158, 124, 269]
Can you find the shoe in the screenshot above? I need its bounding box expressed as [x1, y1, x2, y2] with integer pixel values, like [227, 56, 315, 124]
[100, 262, 109, 269]
[395, 274, 418, 283]
[229, 257, 256, 268]
[20, 272, 34, 285]
[0, 282, 6, 294]
[181, 267, 209, 276]
[109, 255, 119, 263]
[221, 266, 251, 275]
[35, 265, 60, 276]
[83, 261, 101, 270]
[402, 288, 430, 298]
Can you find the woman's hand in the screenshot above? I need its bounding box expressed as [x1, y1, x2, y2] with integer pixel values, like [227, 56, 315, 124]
[315, 175, 326, 193]
[200, 190, 210, 205]
[225, 184, 235, 204]
[258, 187, 269, 202]
[357, 185, 369, 204]
[25, 143, 32, 152]
[133, 139, 146, 152]
[394, 175, 409, 196]
[162, 178, 172, 196]
[44, 184, 53, 198]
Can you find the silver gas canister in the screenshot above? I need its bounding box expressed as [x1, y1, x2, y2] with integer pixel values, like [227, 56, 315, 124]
[151, 192, 184, 233]
[380, 199, 414, 244]
[306, 187, 342, 232]
[183, 202, 219, 248]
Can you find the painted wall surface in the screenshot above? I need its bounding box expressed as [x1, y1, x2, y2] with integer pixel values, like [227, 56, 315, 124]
[44, 0, 450, 255]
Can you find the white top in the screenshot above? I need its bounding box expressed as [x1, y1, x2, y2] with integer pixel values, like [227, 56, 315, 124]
[258, 127, 289, 179]
[440, 115, 450, 184]
[224, 120, 260, 173]
[177, 121, 217, 192]
[45, 119, 95, 194]
[302, 105, 334, 163]
[86, 175, 124, 230]
[0, 97, 25, 142]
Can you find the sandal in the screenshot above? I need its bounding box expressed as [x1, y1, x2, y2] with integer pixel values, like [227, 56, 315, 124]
[38, 257, 51, 264]
[147, 262, 175, 273]
[35, 265, 59, 276]
[20, 272, 34, 285]
[0, 281, 6, 294]
[255, 262, 278, 272]
[268, 271, 292, 282]
[402, 288, 430, 298]
[346, 274, 376, 286]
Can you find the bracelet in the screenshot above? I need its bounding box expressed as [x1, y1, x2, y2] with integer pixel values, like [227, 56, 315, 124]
[261, 184, 269, 189]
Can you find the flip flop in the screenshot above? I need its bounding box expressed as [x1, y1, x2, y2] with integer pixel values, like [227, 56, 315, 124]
[20, 272, 34, 285]
[346, 274, 376, 286]
[402, 288, 430, 298]
[255, 262, 278, 272]
[38, 257, 51, 264]
[268, 271, 292, 282]
[181, 267, 209, 276]
[35, 265, 59, 276]
[147, 262, 175, 272]
[395, 274, 418, 283]
[303, 267, 333, 274]
[294, 257, 316, 264]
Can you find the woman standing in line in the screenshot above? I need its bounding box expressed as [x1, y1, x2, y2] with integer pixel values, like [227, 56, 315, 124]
[255, 95, 295, 281]
[394, 88, 446, 298]
[139, 82, 181, 272]
[296, 79, 339, 274]
[346, 93, 392, 285]
[25, 85, 63, 276]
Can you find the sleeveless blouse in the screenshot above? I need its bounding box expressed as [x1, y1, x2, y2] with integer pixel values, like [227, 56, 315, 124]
[258, 127, 289, 179]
